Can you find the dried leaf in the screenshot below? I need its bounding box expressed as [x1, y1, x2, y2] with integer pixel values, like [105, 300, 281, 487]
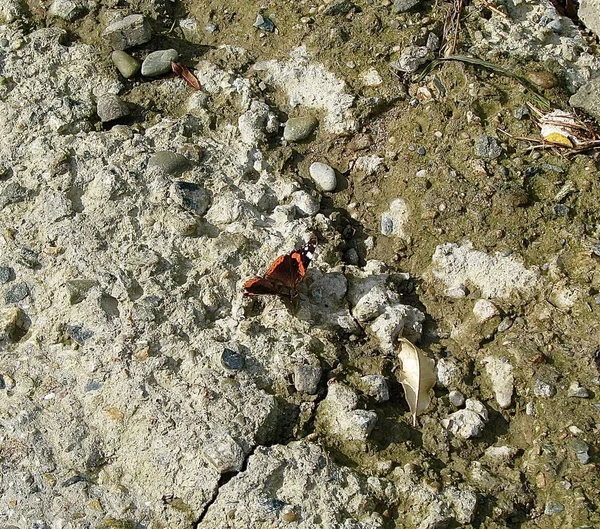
[397, 338, 436, 426]
[172, 62, 201, 90]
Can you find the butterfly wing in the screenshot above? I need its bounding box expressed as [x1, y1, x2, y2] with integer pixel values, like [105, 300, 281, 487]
[243, 237, 318, 298]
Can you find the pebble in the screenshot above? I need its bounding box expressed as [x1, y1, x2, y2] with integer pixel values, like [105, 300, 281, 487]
[309, 162, 337, 192]
[544, 502, 564, 515]
[173, 181, 211, 215]
[65, 323, 93, 345]
[449, 390, 465, 407]
[18, 248, 39, 269]
[5, 282, 29, 303]
[141, 49, 178, 77]
[569, 439, 590, 464]
[148, 152, 190, 175]
[513, 106, 530, 119]
[111, 50, 140, 79]
[202, 435, 245, 473]
[290, 190, 320, 216]
[360, 375, 390, 402]
[444, 285, 468, 298]
[553, 204, 570, 217]
[346, 410, 378, 441]
[390, 46, 430, 73]
[253, 14, 275, 32]
[323, 0, 355, 16]
[474, 134, 503, 160]
[294, 365, 322, 394]
[0, 266, 13, 283]
[436, 358, 461, 388]
[221, 348, 245, 371]
[473, 299, 500, 323]
[526, 71, 558, 89]
[441, 408, 486, 439]
[102, 14, 152, 51]
[534, 379, 556, 398]
[344, 248, 359, 265]
[49, 0, 85, 21]
[567, 381, 590, 398]
[283, 116, 317, 142]
[483, 356, 513, 409]
[96, 94, 129, 123]
[393, 0, 421, 12]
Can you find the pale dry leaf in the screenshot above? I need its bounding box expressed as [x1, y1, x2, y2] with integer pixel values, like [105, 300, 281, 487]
[397, 337, 436, 426]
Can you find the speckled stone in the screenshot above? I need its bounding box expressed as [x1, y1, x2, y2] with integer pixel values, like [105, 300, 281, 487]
[0, 266, 14, 283]
[5, 282, 29, 303]
[111, 50, 140, 79]
[294, 365, 322, 394]
[49, 0, 85, 21]
[102, 14, 152, 51]
[283, 116, 317, 142]
[221, 348, 245, 371]
[96, 94, 129, 123]
[474, 134, 503, 160]
[141, 49, 179, 77]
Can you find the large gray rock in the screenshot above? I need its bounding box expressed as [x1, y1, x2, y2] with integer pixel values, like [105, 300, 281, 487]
[579, 0, 600, 38]
[569, 76, 600, 121]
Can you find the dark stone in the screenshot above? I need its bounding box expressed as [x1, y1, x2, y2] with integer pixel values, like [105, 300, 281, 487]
[553, 204, 570, 217]
[417, 146, 426, 156]
[0, 182, 29, 208]
[323, 0, 355, 15]
[148, 151, 190, 175]
[524, 166, 539, 177]
[65, 323, 94, 345]
[62, 475, 86, 487]
[5, 282, 29, 303]
[17, 248, 40, 269]
[474, 134, 503, 160]
[253, 14, 275, 32]
[0, 266, 14, 283]
[221, 348, 245, 371]
[261, 497, 287, 513]
[592, 244, 600, 257]
[174, 181, 211, 215]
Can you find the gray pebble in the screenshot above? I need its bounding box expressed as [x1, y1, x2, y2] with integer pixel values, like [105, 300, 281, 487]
[474, 134, 503, 160]
[102, 14, 152, 51]
[323, 0, 355, 16]
[449, 390, 465, 407]
[141, 49, 179, 77]
[591, 244, 600, 257]
[5, 282, 29, 303]
[497, 317, 513, 332]
[344, 248, 359, 265]
[553, 204, 570, 217]
[221, 348, 245, 371]
[253, 14, 275, 32]
[148, 151, 190, 175]
[17, 249, 40, 269]
[569, 439, 590, 464]
[202, 435, 245, 473]
[360, 375, 389, 402]
[380, 214, 394, 236]
[513, 106, 530, 119]
[294, 365, 322, 394]
[534, 379, 556, 398]
[205, 23, 218, 34]
[65, 323, 93, 345]
[394, 0, 421, 13]
[0, 266, 14, 283]
[309, 162, 337, 192]
[568, 381, 590, 398]
[96, 94, 129, 123]
[283, 116, 317, 142]
[544, 502, 564, 515]
[49, 0, 85, 21]
[111, 50, 140, 79]
[417, 146, 426, 156]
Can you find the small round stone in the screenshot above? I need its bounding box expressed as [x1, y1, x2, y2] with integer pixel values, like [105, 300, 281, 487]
[309, 162, 337, 192]
[111, 50, 140, 79]
[96, 94, 129, 123]
[474, 134, 503, 160]
[283, 116, 317, 142]
[344, 248, 359, 265]
[221, 348, 245, 371]
[449, 390, 465, 407]
[533, 379, 556, 398]
[148, 152, 190, 175]
[141, 49, 179, 77]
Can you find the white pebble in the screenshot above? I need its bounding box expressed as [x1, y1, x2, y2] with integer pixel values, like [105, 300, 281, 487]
[309, 162, 337, 192]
